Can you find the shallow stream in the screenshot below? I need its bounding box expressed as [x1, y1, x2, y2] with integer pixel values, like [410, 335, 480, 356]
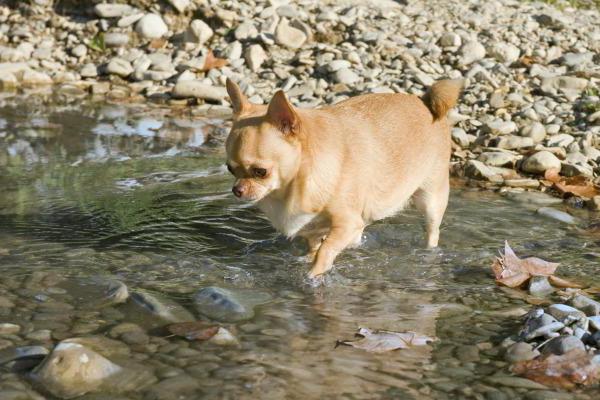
[1, 96, 599, 400]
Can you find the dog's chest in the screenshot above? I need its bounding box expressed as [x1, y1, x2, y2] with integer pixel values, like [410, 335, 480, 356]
[259, 200, 317, 238]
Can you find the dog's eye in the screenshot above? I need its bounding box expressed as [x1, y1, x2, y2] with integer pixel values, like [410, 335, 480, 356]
[253, 168, 267, 178]
[226, 164, 234, 175]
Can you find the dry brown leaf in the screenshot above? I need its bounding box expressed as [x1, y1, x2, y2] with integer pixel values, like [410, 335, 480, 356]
[512, 348, 600, 389]
[544, 168, 599, 199]
[167, 321, 220, 341]
[148, 38, 167, 49]
[548, 275, 584, 289]
[202, 50, 228, 71]
[492, 242, 559, 288]
[336, 327, 436, 353]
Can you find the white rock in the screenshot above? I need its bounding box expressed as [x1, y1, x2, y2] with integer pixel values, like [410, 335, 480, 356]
[495, 135, 534, 150]
[459, 41, 486, 65]
[547, 134, 574, 148]
[225, 41, 243, 60]
[521, 151, 561, 174]
[117, 13, 144, 28]
[334, 68, 360, 85]
[326, 60, 351, 72]
[94, 3, 135, 18]
[520, 122, 546, 143]
[104, 32, 130, 47]
[172, 81, 227, 101]
[478, 152, 516, 167]
[275, 18, 307, 49]
[439, 32, 461, 48]
[485, 120, 517, 135]
[185, 19, 213, 45]
[106, 58, 133, 77]
[0, 72, 18, 88]
[71, 44, 87, 58]
[537, 207, 576, 224]
[235, 21, 258, 40]
[136, 14, 168, 39]
[21, 70, 52, 85]
[490, 43, 520, 65]
[451, 128, 470, 147]
[80, 63, 98, 78]
[245, 44, 267, 72]
[167, 0, 190, 13]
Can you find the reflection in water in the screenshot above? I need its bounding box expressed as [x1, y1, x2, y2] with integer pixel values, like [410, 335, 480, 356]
[0, 97, 599, 400]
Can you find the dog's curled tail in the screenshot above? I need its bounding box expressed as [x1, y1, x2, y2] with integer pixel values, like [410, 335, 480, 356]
[422, 79, 463, 121]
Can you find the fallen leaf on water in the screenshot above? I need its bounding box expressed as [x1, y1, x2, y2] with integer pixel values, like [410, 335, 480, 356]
[548, 275, 584, 289]
[492, 241, 559, 288]
[167, 321, 220, 341]
[202, 50, 228, 71]
[544, 168, 599, 199]
[336, 327, 436, 353]
[512, 348, 600, 389]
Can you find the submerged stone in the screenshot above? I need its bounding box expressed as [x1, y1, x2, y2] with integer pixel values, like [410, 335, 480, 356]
[193, 286, 270, 322]
[130, 291, 194, 324]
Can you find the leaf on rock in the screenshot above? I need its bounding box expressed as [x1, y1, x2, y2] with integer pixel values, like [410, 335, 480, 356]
[149, 38, 167, 49]
[512, 348, 600, 389]
[492, 242, 559, 288]
[336, 327, 436, 353]
[202, 50, 228, 71]
[167, 321, 220, 341]
[544, 168, 599, 199]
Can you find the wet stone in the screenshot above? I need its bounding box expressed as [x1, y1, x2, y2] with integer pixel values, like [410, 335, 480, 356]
[542, 335, 585, 355]
[456, 345, 480, 363]
[568, 295, 600, 316]
[528, 276, 554, 297]
[504, 342, 539, 363]
[547, 304, 587, 324]
[144, 376, 200, 400]
[193, 286, 270, 322]
[129, 291, 194, 324]
[0, 346, 49, 365]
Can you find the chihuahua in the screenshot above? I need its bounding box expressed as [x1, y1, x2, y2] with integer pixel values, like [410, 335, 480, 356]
[224, 78, 462, 278]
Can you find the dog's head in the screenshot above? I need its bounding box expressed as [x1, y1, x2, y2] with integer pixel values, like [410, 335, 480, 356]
[225, 79, 303, 202]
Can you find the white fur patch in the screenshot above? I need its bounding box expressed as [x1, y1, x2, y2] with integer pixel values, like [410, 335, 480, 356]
[259, 198, 316, 237]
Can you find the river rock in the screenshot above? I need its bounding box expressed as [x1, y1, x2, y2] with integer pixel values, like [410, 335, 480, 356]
[542, 335, 585, 355]
[167, 0, 190, 13]
[504, 342, 539, 363]
[521, 151, 561, 174]
[80, 63, 98, 78]
[136, 14, 168, 39]
[536, 207, 576, 224]
[520, 311, 564, 340]
[439, 32, 461, 47]
[334, 68, 360, 85]
[171, 81, 227, 101]
[0, 323, 20, 335]
[30, 341, 123, 398]
[106, 58, 133, 77]
[540, 76, 588, 99]
[568, 295, 600, 316]
[130, 291, 194, 323]
[490, 43, 520, 65]
[547, 304, 587, 324]
[21, 70, 52, 86]
[185, 20, 213, 45]
[94, 4, 135, 18]
[275, 18, 307, 49]
[245, 44, 267, 72]
[528, 276, 554, 297]
[71, 44, 87, 58]
[104, 33, 130, 48]
[193, 286, 270, 322]
[0, 346, 49, 365]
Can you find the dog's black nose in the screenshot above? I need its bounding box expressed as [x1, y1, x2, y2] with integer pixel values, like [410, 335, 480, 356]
[232, 186, 243, 198]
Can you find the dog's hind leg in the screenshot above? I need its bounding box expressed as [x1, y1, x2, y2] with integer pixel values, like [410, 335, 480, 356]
[413, 173, 449, 248]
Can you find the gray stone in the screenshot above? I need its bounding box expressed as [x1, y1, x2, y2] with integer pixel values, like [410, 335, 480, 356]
[562, 52, 594, 68]
[541, 76, 588, 99]
[495, 135, 533, 150]
[547, 134, 574, 148]
[136, 14, 168, 39]
[144, 376, 200, 400]
[485, 376, 548, 390]
[326, 60, 352, 72]
[104, 33, 130, 48]
[520, 122, 546, 143]
[569, 295, 600, 316]
[542, 335, 585, 355]
[464, 160, 512, 182]
[245, 44, 267, 72]
[0, 346, 49, 365]
[536, 207, 576, 225]
[455, 345, 480, 363]
[106, 58, 133, 77]
[524, 391, 574, 400]
[334, 68, 360, 85]
[485, 120, 518, 135]
[117, 13, 144, 28]
[172, 81, 227, 101]
[80, 63, 98, 78]
[94, 3, 135, 18]
[520, 311, 564, 340]
[521, 151, 561, 174]
[478, 152, 515, 167]
[528, 276, 554, 297]
[185, 20, 213, 45]
[130, 291, 194, 323]
[234, 21, 258, 40]
[275, 18, 307, 49]
[193, 286, 270, 322]
[504, 342, 539, 363]
[547, 304, 587, 323]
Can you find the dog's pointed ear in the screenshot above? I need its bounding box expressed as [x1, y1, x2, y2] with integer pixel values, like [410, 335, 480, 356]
[267, 90, 299, 135]
[226, 78, 248, 117]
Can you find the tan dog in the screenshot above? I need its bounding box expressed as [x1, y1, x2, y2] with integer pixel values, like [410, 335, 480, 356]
[224, 78, 462, 278]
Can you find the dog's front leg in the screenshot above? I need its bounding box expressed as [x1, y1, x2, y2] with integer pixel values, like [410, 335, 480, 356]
[308, 216, 363, 278]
